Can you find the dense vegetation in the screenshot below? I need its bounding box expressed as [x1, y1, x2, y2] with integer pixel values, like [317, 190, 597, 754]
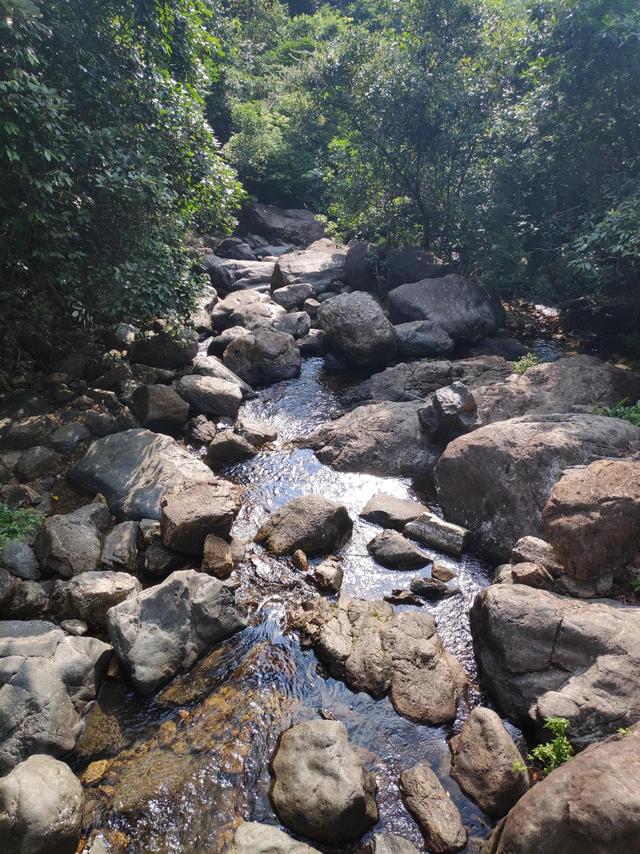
[1, 0, 639, 340]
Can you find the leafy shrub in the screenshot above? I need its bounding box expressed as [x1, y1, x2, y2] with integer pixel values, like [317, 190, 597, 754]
[0, 502, 41, 551]
[528, 717, 574, 776]
[513, 353, 541, 375]
[596, 399, 640, 428]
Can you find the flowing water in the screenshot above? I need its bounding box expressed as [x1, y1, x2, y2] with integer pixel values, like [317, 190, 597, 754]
[76, 350, 566, 854]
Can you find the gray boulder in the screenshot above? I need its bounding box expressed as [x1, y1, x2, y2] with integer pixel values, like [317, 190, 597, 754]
[385, 247, 446, 288]
[356, 835, 420, 854]
[69, 429, 216, 520]
[50, 423, 91, 455]
[2, 540, 40, 581]
[360, 493, 428, 530]
[317, 292, 397, 368]
[255, 496, 352, 556]
[470, 584, 640, 747]
[272, 282, 316, 310]
[344, 241, 380, 293]
[234, 416, 277, 447]
[207, 325, 251, 357]
[276, 311, 311, 339]
[367, 529, 430, 569]
[405, 512, 471, 557]
[174, 374, 242, 418]
[51, 571, 140, 628]
[100, 521, 139, 572]
[417, 382, 479, 443]
[449, 707, 529, 817]
[34, 512, 102, 578]
[130, 385, 189, 435]
[223, 330, 301, 387]
[229, 822, 321, 854]
[435, 414, 640, 559]
[395, 320, 454, 358]
[270, 719, 378, 846]
[106, 569, 246, 696]
[387, 274, 503, 343]
[14, 446, 62, 482]
[0, 754, 83, 854]
[294, 595, 466, 725]
[129, 329, 198, 369]
[240, 203, 326, 247]
[191, 353, 255, 399]
[160, 481, 244, 555]
[399, 763, 467, 853]
[206, 431, 258, 467]
[212, 289, 285, 332]
[0, 620, 111, 770]
[272, 239, 347, 293]
[485, 728, 640, 854]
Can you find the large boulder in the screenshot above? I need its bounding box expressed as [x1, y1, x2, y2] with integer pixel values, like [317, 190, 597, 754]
[317, 292, 397, 368]
[272, 239, 347, 293]
[212, 289, 285, 332]
[0, 620, 111, 770]
[299, 401, 439, 476]
[160, 481, 244, 554]
[0, 754, 83, 854]
[130, 385, 189, 435]
[229, 822, 321, 854]
[367, 529, 430, 569]
[294, 595, 466, 725]
[174, 374, 242, 418]
[399, 763, 467, 853]
[270, 719, 378, 846]
[191, 353, 255, 399]
[435, 414, 640, 560]
[201, 255, 275, 294]
[542, 459, 640, 581]
[50, 571, 141, 628]
[344, 242, 380, 293]
[387, 274, 503, 344]
[240, 203, 326, 247]
[255, 495, 352, 556]
[449, 707, 529, 817]
[385, 247, 446, 288]
[100, 520, 139, 572]
[128, 329, 198, 369]
[395, 321, 454, 358]
[476, 355, 640, 424]
[223, 330, 301, 387]
[69, 429, 215, 520]
[272, 282, 316, 311]
[105, 569, 246, 696]
[470, 584, 640, 747]
[360, 493, 428, 530]
[485, 728, 640, 854]
[34, 507, 104, 578]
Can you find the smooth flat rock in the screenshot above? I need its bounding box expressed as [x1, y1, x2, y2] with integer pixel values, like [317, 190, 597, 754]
[360, 493, 428, 530]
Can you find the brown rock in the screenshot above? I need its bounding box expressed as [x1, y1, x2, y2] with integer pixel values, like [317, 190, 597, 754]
[160, 481, 244, 555]
[399, 763, 467, 853]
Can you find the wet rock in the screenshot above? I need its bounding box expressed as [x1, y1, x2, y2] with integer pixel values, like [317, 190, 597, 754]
[100, 521, 139, 572]
[192, 353, 255, 399]
[409, 575, 455, 601]
[542, 459, 640, 581]
[512, 562, 554, 589]
[417, 382, 479, 443]
[395, 320, 454, 358]
[234, 416, 277, 447]
[130, 385, 189, 435]
[174, 374, 242, 418]
[297, 329, 329, 356]
[35, 511, 102, 578]
[469, 335, 529, 360]
[476, 355, 640, 424]
[308, 556, 343, 593]
[240, 203, 326, 247]
[385, 247, 446, 288]
[510, 536, 563, 575]
[14, 446, 62, 482]
[160, 481, 244, 555]
[388, 274, 503, 344]
[50, 422, 91, 455]
[212, 290, 285, 332]
[367, 529, 430, 569]
[270, 719, 378, 846]
[0, 414, 57, 450]
[485, 728, 640, 854]
[449, 707, 529, 817]
[405, 512, 470, 557]
[143, 540, 183, 578]
[207, 431, 258, 467]
[272, 282, 315, 310]
[200, 534, 234, 578]
[2, 539, 40, 581]
[432, 562, 457, 583]
[317, 292, 397, 368]
[129, 329, 198, 369]
[300, 401, 439, 476]
[356, 834, 420, 854]
[69, 428, 215, 520]
[255, 496, 353, 556]
[360, 493, 428, 530]
[51, 571, 141, 628]
[435, 414, 640, 560]
[106, 569, 246, 696]
[0, 620, 111, 770]
[276, 310, 312, 339]
[399, 763, 467, 853]
[294, 595, 466, 724]
[272, 239, 347, 293]
[229, 821, 321, 854]
[207, 325, 251, 357]
[186, 414, 218, 445]
[223, 330, 301, 387]
[0, 754, 83, 854]
[344, 242, 380, 293]
[470, 584, 640, 747]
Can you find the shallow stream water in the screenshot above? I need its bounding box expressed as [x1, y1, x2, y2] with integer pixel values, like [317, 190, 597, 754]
[76, 341, 561, 854]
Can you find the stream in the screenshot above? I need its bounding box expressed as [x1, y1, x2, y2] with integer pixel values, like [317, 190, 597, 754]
[76, 338, 560, 854]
